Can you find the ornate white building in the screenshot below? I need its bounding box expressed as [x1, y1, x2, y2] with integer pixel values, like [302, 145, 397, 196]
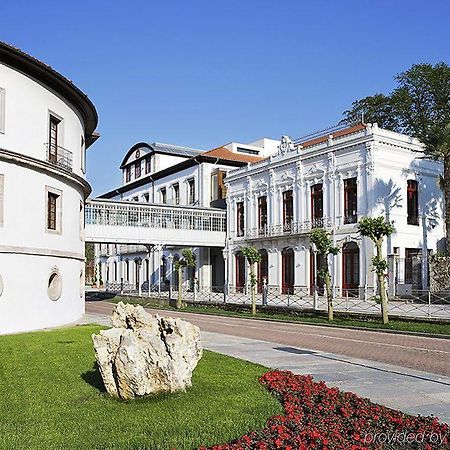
[0, 42, 99, 333]
[225, 123, 444, 296]
[95, 138, 279, 292]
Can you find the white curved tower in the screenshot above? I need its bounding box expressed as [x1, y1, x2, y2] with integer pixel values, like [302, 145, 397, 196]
[0, 42, 99, 333]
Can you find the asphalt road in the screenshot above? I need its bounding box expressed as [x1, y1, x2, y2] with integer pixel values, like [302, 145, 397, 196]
[86, 300, 450, 377]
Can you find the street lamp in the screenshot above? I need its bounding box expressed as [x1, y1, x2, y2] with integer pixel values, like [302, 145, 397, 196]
[310, 242, 318, 309]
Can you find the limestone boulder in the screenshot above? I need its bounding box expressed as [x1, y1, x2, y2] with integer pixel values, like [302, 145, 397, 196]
[92, 302, 203, 399]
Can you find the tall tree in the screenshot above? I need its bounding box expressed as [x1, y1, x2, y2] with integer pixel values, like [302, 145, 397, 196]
[310, 228, 340, 321]
[342, 63, 450, 251]
[342, 94, 402, 130]
[358, 217, 395, 324]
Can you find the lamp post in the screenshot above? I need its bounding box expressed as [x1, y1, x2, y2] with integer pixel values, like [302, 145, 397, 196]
[310, 242, 318, 310]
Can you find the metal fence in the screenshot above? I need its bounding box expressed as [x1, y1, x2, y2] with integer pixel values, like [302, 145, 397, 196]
[105, 281, 450, 321]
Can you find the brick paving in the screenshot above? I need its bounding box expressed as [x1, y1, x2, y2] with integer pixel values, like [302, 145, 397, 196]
[85, 300, 450, 377]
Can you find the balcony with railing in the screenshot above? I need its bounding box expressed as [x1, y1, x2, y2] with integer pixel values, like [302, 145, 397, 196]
[85, 199, 227, 247]
[234, 217, 333, 240]
[45, 143, 73, 171]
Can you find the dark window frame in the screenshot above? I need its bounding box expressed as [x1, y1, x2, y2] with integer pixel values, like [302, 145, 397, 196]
[236, 201, 245, 237]
[283, 190, 294, 230]
[47, 192, 58, 230]
[258, 195, 267, 233]
[407, 180, 419, 225]
[344, 177, 358, 224]
[311, 183, 324, 225]
[188, 178, 195, 205]
[135, 161, 141, 179]
[48, 115, 60, 164]
[125, 166, 131, 183]
[173, 183, 180, 205]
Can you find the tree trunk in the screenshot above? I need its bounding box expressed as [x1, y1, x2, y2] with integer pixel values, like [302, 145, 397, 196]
[251, 263, 256, 316]
[325, 271, 333, 321]
[177, 266, 183, 309]
[444, 158, 450, 255]
[377, 240, 389, 324]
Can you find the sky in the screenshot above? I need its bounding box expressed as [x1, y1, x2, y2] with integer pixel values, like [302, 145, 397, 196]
[1, 0, 449, 196]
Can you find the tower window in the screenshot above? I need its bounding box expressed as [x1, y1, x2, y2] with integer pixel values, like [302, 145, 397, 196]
[407, 180, 419, 225]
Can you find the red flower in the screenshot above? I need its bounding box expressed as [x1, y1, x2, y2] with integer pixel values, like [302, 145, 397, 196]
[203, 370, 449, 450]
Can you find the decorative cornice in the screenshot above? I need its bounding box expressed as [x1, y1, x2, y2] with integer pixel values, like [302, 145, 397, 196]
[0, 147, 91, 197]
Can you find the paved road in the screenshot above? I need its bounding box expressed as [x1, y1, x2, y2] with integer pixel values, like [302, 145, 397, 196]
[85, 300, 450, 377]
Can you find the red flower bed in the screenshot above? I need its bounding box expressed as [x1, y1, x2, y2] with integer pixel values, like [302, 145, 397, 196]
[201, 370, 448, 450]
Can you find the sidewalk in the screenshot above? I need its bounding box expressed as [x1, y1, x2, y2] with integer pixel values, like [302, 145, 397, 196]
[81, 311, 450, 424]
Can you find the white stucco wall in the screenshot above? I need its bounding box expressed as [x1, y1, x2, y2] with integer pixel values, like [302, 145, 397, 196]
[225, 125, 444, 291]
[0, 63, 86, 178]
[0, 58, 93, 334]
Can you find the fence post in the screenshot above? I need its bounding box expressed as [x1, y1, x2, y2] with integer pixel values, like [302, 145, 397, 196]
[427, 291, 431, 319]
[120, 278, 124, 294]
[193, 278, 198, 303]
[313, 287, 318, 310]
[223, 284, 228, 303]
[345, 291, 349, 312]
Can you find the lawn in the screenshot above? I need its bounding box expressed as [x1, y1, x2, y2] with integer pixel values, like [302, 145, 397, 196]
[0, 325, 281, 450]
[110, 296, 450, 336]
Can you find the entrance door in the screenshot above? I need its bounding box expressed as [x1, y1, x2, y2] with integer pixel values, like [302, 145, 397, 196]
[405, 248, 422, 289]
[257, 249, 268, 293]
[235, 252, 245, 292]
[342, 242, 359, 295]
[281, 248, 294, 294]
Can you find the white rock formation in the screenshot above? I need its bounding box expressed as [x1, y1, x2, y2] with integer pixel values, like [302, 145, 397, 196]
[92, 302, 203, 399]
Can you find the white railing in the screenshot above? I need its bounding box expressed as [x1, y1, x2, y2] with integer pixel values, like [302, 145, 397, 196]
[234, 217, 333, 239]
[85, 199, 227, 233]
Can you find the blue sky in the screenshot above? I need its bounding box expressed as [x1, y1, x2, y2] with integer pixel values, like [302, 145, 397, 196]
[1, 0, 449, 195]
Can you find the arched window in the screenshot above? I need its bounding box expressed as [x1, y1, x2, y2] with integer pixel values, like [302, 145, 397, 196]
[257, 249, 268, 293]
[342, 242, 359, 295]
[281, 247, 294, 294]
[235, 251, 245, 292]
[125, 260, 129, 282]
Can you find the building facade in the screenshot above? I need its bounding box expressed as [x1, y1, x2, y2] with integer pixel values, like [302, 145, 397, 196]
[95, 139, 278, 292]
[225, 123, 444, 296]
[0, 42, 98, 333]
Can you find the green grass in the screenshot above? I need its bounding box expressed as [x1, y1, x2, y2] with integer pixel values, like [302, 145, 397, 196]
[110, 296, 450, 336]
[0, 325, 281, 450]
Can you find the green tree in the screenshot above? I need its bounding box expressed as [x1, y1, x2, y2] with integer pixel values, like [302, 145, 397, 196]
[310, 228, 340, 321]
[241, 246, 262, 316]
[85, 243, 95, 262]
[342, 62, 450, 251]
[358, 217, 395, 324]
[174, 249, 197, 309]
[341, 94, 402, 130]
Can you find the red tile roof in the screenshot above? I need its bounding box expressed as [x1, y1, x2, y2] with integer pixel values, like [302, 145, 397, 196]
[298, 123, 367, 148]
[203, 146, 263, 163]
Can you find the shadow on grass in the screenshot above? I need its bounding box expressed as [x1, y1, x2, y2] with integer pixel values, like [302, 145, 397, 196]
[81, 362, 106, 393]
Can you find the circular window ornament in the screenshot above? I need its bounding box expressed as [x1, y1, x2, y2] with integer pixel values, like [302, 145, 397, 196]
[135, 149, 140, 159]
[0, 274, 3, 297]
[48, 268, 63, 301]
